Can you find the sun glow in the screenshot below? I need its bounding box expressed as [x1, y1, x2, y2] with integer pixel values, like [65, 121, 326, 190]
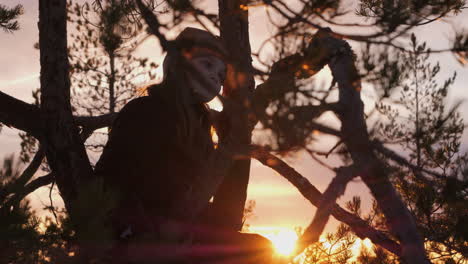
[264, 229, 298, 256]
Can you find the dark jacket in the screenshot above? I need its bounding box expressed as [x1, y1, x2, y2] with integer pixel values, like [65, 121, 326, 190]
[94, 85, 213, 237]
[94, 85, 274, 263]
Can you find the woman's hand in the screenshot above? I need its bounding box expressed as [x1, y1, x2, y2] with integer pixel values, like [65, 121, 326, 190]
[210, 95, 251, 158]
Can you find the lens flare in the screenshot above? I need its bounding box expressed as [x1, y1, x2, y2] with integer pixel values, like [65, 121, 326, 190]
[265, 230, 298, 256]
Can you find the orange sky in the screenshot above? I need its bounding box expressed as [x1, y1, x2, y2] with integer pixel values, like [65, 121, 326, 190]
[1, 0, 468, 243]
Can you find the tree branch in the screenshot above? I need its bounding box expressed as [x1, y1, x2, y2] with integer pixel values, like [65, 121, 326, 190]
[74, 113, 117, 131]
[250, 147, 402, 257]
[251, 29, 339, 131]
[0, 91, 42, 139]
[135, 0, 171, 52]
[3, 173, 54, 209]
[296, 165, 357, 253]
[320, 29, 430, 263]
[0, 88, 116, 142]
[15, 146, 45, 186]
[0, 146, 44, 204]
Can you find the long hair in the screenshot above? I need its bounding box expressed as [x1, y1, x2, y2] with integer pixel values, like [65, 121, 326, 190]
[147, 51, 214, 161]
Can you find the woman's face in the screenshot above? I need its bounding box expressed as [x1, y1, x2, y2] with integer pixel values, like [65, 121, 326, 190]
[188, 55, 226, 103]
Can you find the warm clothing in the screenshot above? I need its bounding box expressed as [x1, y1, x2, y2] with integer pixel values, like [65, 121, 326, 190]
[94, 82, 214, 238]
[94, 82, 274, 263]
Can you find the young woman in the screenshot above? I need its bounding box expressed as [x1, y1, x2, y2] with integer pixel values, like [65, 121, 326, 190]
[94, 27, 273, 263]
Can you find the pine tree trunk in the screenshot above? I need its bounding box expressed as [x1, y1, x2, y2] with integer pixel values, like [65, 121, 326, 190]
[212, 0, 255, 231]
[38, 0, 92, 213]
[327, 40, 430, 264]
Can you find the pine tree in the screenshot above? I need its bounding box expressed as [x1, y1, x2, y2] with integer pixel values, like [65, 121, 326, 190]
[0, 3, 23, 33]
[371, 35, 467, 263]
[1, 1, 468, 263]
[68, 1, 156, 117]
[0, 155, 74, 264]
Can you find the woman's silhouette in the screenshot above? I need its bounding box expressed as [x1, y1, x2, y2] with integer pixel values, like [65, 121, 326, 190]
[94, 28, 273, 263]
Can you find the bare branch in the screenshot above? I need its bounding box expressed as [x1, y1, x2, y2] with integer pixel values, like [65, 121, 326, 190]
[75, 113, 117, 131]
[14, 146, 45, 186]
[251, 29, 345, 132]
[296, 165, 357, 253]
[3, 173, 54, 209]
[0, 91, 42, 139]
[0, 146, 44, 204]
[321, 29, 430, 263]
[0, 88, 116, 142]
[306, 149, 335, 171]
[267, 0, 467, 54]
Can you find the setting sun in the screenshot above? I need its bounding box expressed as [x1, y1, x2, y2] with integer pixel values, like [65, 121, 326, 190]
[264, 229, 299, 256]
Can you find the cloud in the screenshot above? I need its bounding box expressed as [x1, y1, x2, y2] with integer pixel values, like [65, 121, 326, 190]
[0, 73, 39, 89]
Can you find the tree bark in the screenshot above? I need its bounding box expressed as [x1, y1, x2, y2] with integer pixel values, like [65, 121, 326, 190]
[323, 32, 430, 263]
[212, 0, 255, 231]
[38, 0, 93, 211]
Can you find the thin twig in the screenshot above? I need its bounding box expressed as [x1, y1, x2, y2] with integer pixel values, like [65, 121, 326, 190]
[49, 180, 59, 224]
[135, 0, 171, 51]
[372, 140, 445, 179]
[306, 148, 335, 171]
